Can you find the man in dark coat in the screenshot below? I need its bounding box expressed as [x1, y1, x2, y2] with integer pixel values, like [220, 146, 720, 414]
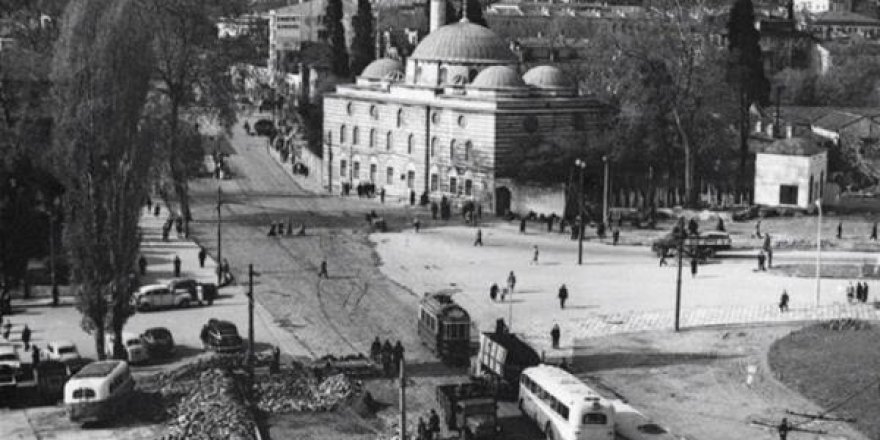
[690, 258, 698, 278]
[779, 290, 790, 312]
[138, 255, 148, 275]
[173, 255, 182, 278]
[837, 221, 843, 239]
[489, 283, 498, 301]
[175, 216, 183, 236]
[757, 251, 766, 271]
[871, 221, 878, 241]
[410, 190, 416, 206]
[153, 204, 160, 217]
[474, 228, 483, 246]
[392, 340, 405, 373]
[31, 345, 40, 366]
[318, 260, 329, 279]
[431, 202, 438, 220]
[428, 409, 440, 439]
[519, 217, 526, 234]
[370, 337, 382, 363]
[380, 188, 385, 204]
[550, 323, 561, 349]
[716, 216, 725, 232]
[198, 248, 207, 268]
[21, 325, 31, 350]
[558, 284, 569, 309]
[612, 228, 620, 245]
[381, 340, 393, 377]
[688, 218, 699, 236]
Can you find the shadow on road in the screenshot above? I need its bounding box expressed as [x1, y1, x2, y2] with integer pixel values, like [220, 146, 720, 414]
[568, 350, 740, 373]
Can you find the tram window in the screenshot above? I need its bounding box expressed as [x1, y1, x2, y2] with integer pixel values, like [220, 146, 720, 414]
[73, 388, 96, 399]
[558, 403, 570, 420]
[583, 413, 608, 425]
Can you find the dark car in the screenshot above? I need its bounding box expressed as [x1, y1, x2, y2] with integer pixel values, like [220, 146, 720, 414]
[168, 278, 217, 306]
[200, 319, 243, 353]
[141, 327, 175, 357]
[253, 119, 276, 137]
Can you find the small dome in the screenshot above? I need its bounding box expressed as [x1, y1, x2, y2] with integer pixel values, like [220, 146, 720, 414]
[411, 21, 517, 64]
[523, 66, 574, 89]
[360, 58, 404, 80]
[470, 66, 527, 89]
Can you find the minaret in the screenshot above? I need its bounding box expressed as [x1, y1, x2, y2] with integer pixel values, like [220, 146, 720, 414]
[430, 0, 446, 32]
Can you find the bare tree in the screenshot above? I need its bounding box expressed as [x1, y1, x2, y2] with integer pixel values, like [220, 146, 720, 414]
[51, 0, 155, 359]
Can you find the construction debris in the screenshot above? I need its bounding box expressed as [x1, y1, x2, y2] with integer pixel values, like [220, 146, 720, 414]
[254, 370, 361, 414]
[162, 368, 257, 440]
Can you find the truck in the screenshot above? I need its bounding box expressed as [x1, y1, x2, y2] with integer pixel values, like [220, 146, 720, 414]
[651, 231, 732, 260]
[436, 382, 500, 440]
[472, 319, 541, 400]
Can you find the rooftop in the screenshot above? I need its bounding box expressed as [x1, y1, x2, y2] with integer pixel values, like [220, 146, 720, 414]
[410, 20, 517, 64]
[809, 11, 880, 25]
[759, 136, 826, 156]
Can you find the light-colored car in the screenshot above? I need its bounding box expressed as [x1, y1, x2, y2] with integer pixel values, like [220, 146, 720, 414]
[0, 344, 21, 388]
[44, 340, 81, 362]
[133, 284, 192, 311]
[104, 333, 149, 364]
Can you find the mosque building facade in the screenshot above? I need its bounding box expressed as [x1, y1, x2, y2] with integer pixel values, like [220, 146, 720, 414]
[322, 0, 610, 214]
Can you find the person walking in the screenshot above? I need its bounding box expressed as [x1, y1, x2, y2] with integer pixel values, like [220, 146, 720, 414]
[379, 188, 385, 204]
[318, 260, 329, 279]
[21, 324, 31, 350]
[872, 221, 878, 241]
[428, 409, 440, 440]
[659, 253, 668, 267]
[489, 283, 499, 301]
[507, 271, 516, 294]
[392, 340, 405, 373]
[846, 282, 855, 303]
[864, 282, 870, 303]
[837, 221, 843, 239]
[763, 234, 773, 268]
[474, 228, 483, 246]
[2, 322, 10, 340]
[779, 289, 790, 312]
[777, 417, 791, 440]
[690, 258, 698, 278]
[413, 217, 421, 233]
[173, 255, 182, 278]
[198, 247, 207, 268]
[716, 216, 725, 232]
[370, 337, 382, 363]
[519, 217, 527, 234]
[175, 216, 183, 237]
[31, 345, 40, 367]
[153, 204, 161, 217]
[757, 251, 766, 271]
[612, 228, 620, 246]
[145, 195, 152, 212]
[531, 245, 539, 265]
[381, 340, 393, 378]
[550, 323, 561, 349]
[558, 284, 569, 309]
[138, 255, 147, 276]
[755, 219, 762, 238]
[410, 190, 416, 206]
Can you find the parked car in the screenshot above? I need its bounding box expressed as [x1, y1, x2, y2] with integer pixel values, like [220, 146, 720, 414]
[44, 340, 81, 362]
[199, 319, 243, 353]
[140, 327, 175, 358]
[168, 278, 216, 306]
[133, 284, 192, 311]
[253, 119, 276, 137]
[104, 333, 149, 364]
[0, 344, 21, 391]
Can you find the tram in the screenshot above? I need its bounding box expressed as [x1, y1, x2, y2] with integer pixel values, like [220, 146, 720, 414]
[418, 293, 471, 366]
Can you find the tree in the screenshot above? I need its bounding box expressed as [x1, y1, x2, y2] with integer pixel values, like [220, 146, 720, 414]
[51, 0, 155, 360]
[727, 0, 770, 198]
[350, 0, 374, 75]
[146, 0, 240, 236]
[464, 0, 487, 27]
[324, 0, 349, 76]
[445, 0, 459, 25]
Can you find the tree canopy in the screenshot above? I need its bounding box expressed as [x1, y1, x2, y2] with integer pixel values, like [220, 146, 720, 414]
[350, 0, 374, 75]
[324, 0, 350, 76]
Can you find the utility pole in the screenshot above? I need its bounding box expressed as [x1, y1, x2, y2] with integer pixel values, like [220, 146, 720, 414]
[575, 159, 586, 265]
[399, 357, 407, 440]
[603, 155, 610, 227]
[815, 199, 822, 307]
[216, 186, 223, 286]
[49, 199, 59, 307]
[248, 264, 259, 380]
[674, 224, 685, 331]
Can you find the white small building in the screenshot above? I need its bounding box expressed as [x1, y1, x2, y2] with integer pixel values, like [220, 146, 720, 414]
[754, 135, 827, 209]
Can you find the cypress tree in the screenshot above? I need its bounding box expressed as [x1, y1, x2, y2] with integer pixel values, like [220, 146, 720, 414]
[727, 0, 769, 197]
[324, 0, 349, 76]
[350, 0, 374, 74]
[465, 0, 487, 27]
[445, 0, 459, 24]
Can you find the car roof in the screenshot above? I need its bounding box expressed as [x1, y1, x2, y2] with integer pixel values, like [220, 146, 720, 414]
[210, 320, 238, 330]
[144, 327, 171, 335]
[139, 284, 169, 292]
[170, 278, 197, 284]
[0, 345, 17, 355]
[50, 340, 76, 348]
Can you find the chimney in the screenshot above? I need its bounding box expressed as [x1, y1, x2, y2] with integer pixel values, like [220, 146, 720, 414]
[755, 120, 763, 134]
[785, 124, 793, 139]
[764, 123, 774, 138]
[430, 0, 446, 33]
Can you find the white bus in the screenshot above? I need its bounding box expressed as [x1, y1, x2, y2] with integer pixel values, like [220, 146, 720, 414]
[519, 364, 615, 440]
[64, 360, 134, 423]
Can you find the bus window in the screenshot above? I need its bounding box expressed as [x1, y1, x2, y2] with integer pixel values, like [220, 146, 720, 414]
[558, 403, 569, 420]
[583, 413, 608, 425]
[72, 388, 95, 400]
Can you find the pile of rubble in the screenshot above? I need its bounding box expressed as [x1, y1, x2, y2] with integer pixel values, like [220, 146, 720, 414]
[821, 318, 872, 331]
[255, 371, 361, 414]
[162, 368, 257, 440]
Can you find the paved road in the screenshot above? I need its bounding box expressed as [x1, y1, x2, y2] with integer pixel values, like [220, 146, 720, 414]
[188, 120, 439, 363]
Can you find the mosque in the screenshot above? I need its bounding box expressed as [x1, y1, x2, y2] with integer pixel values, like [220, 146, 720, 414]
[322, 0, 610, 214]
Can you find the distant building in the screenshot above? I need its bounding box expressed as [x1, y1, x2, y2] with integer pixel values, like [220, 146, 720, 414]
[322, 3, 611, 213]
[268, 0, 357, 73]
[794, 0, 831, 14]
[217, 14, 268, 39]
[752, 123, 828, 208]
[806, 10, 880, 40]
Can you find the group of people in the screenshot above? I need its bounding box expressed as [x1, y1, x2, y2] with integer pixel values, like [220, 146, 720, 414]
[430, 197, 453, 221]
[355, 182, 379, 198]
[488, 272, 517, 301]
[846, 281, 870, 303]
[161, 215, 184, 241]
[415, 409, 441, 440]
[267, 219, 305, 237]
[369, 337, 406, 378]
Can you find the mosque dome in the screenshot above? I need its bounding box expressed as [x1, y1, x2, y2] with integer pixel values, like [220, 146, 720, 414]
[469, 66, 527, 89]
[359, 58, 404, 80]
[522, 66, 574, 89]
[410, 21, 517, 64]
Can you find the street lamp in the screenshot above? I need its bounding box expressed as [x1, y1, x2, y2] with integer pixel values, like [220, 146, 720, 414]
[216, 185, 223, 286]
[48, 196, 61, 306]
[815, 198, 822, 307]
[575, 159, 587, 265]
[602, 155, 610, 227]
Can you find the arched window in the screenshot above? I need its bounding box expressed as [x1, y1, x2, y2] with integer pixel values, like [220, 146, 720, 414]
[468, 69, 478, 82]
[326, 130, 332, 144]
[407, 134, 414, 154]
[369, 128, 376, 147]
[352, 127, 359, 145]
[340, 125, 346, 144]
[397, 108, 404, 127]
[450, 140, 456, 160]
[386, 131, 393, 151]
[464, 141, 472, 161]
[431, 137, 438, 157]
[439, 67, 448, 85]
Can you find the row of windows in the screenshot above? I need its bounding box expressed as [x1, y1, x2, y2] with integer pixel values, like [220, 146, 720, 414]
[333, 126, 479, 163]
[430, 174, 473, 196]
[339, 161, 416, 188]
[521, 374, 571, 421]
[420, 309, 438, 331]
[344, 103, 469, 129]
[442, 322, 468, 340]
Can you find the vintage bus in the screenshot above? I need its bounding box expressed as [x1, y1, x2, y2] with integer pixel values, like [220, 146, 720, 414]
[519, 365, 615, 440]
[64, 360, 134, 424]
[418, 293, 471, 366]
